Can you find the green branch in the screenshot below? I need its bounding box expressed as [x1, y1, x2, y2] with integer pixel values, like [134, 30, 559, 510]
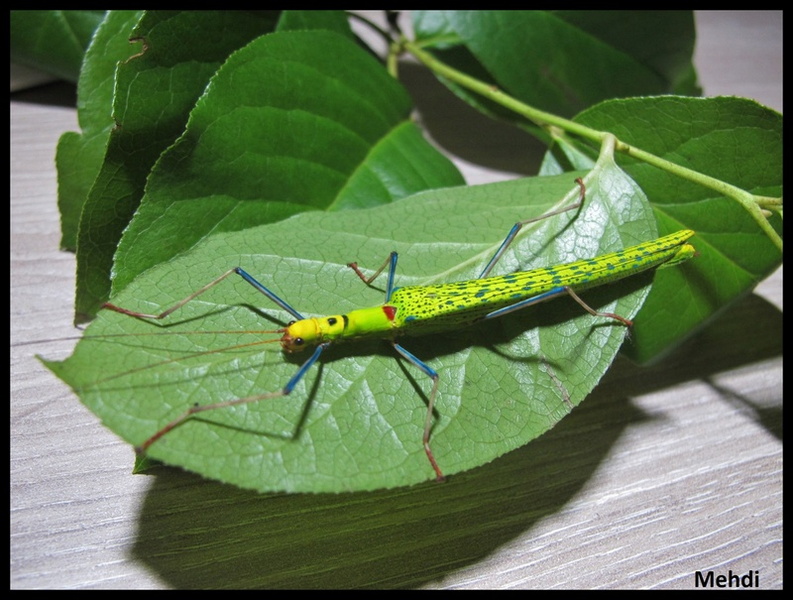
[401, 39, 782, 251]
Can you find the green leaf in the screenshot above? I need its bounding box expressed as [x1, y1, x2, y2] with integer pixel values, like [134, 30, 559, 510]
[11, 10, 105, 83]
[58, 10, 354, 253]
[412, 11, 699, 124]
[72, 11, 288, 323]
[44, 168, 679, 493]
[71, 19, 463, 322]
[108, 29, 463, 302]
[275, 9, 352, 34]
[56, 10, 144, 250]
[566, 96, 782, 361]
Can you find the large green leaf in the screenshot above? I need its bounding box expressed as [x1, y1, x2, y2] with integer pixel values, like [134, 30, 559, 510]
[58, 11, 352, 253]
[108, 29, 463, 300]
[44, 167, 686, 493]
[412, 11, 699, 126]
[72, 20, 463, 322]
[547, 96, 783, 361]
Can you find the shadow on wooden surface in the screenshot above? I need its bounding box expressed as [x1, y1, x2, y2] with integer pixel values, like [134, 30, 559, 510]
[131, 290, 781, 588]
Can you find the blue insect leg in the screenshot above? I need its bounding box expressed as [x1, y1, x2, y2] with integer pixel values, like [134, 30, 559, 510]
[137, 343, 329, 453]
[477, 178, 585, 279]
[234, 267, 304, 321]
[391, 342, 445, 482]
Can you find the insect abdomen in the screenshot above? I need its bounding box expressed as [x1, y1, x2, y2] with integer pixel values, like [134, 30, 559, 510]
[389, 230, 695, 335]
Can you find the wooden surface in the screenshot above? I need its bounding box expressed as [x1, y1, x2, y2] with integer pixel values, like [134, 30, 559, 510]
[11, 11, 782, 589]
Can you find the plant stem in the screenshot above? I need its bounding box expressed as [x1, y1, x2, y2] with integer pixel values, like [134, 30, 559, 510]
[402, 39, 782, 251]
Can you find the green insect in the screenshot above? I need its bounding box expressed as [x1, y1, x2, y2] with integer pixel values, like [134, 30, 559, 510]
[103, 180, 696, 482]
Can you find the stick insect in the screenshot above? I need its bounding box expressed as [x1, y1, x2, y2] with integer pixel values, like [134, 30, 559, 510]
[101, 179, 696, 482]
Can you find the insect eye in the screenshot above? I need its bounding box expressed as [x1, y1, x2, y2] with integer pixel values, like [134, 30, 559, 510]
[294, 338, 304, 346]
[287, 320, 296, 326]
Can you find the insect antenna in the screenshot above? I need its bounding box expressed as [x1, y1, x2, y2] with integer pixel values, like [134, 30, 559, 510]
[76, 329, 286, 389]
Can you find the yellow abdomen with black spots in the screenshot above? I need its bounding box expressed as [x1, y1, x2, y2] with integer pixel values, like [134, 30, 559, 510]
[388, 229, 695, 335]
